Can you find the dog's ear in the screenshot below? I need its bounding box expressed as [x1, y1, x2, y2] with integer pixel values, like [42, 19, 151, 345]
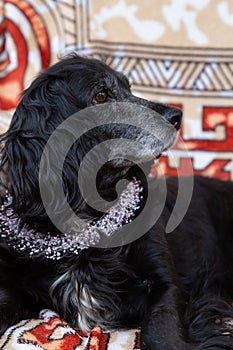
[0, 72, 84, 231]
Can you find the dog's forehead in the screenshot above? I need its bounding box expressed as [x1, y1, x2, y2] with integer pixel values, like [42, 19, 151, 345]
[95, 67, 129, 88]
[115, 71, 130, 87]
[84, 59, 129, 87]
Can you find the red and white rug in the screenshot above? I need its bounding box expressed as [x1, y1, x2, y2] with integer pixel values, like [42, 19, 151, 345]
[0, 310, 141, 350]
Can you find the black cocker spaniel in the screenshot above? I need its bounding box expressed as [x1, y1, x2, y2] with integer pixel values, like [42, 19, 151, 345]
[0, 54, 233, 350]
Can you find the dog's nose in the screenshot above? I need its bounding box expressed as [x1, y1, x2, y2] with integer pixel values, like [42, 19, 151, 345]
[165, 108, 182, 130]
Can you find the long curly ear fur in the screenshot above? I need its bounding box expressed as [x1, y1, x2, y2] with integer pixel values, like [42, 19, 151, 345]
[0, 55, 99, 232]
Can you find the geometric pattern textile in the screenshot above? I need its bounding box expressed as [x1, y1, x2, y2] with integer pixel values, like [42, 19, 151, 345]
[1, 0, 233, 179]
[0, 309, 140, 350]
[0, 0, 233, 179]
[0, 1, 233, 349]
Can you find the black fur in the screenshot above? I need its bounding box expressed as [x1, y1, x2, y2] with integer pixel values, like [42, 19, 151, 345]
[1, 54, 233, 349]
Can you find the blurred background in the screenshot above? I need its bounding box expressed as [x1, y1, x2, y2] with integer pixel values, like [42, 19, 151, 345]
[0, 0, 233, 179]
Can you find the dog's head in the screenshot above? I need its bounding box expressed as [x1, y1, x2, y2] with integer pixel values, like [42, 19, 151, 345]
[0, 54, 182, 232]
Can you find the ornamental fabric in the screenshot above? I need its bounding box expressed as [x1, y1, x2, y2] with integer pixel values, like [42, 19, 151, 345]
[0, 309, 140, 350]
[0, 1, 233, 349]
[0, 0, 233, 180]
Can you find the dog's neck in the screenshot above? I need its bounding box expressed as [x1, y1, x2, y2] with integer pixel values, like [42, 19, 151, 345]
[0, 178, 143, 260]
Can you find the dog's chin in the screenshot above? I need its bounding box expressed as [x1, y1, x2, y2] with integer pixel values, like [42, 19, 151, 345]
[107, 153, 162, 169]
[107, 153, 162, 171]
[106, 136, 176, 170]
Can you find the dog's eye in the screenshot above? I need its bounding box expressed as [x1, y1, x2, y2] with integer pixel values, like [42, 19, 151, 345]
[93, 91, 108, 103]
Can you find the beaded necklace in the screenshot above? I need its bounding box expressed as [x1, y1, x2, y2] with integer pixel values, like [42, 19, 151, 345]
[0, 178, 143, 260]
